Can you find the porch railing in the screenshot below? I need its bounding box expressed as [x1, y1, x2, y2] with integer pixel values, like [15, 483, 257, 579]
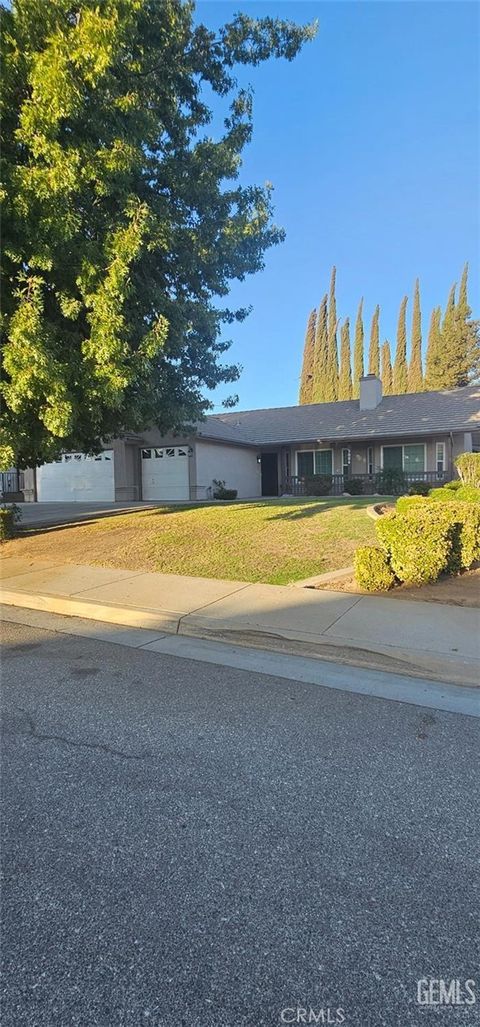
[282, 470, 448, 498]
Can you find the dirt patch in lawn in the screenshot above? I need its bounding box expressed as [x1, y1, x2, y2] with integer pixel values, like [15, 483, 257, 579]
[314, 566, 480, 607]
[3, 498, 377, 586]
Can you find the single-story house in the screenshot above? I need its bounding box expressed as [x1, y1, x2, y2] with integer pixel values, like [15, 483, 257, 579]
[12, 376, 480, 502]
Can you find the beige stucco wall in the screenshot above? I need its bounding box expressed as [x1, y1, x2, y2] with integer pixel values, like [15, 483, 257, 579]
[195, 439, 261, 499]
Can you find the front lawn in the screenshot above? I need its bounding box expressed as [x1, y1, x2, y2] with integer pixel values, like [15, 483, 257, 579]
[7, 497, 378, 585]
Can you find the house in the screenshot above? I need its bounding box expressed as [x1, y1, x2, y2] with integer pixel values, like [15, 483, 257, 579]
[18, 376, 480, 502]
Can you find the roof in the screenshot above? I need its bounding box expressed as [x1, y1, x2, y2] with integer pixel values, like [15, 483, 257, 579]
[197, 384, 480, 447]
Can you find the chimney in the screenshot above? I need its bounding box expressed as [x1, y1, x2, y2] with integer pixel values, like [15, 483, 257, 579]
[359, 374, 382, 410]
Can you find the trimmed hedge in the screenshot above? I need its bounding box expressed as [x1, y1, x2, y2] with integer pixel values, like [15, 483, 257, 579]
[0, 504, 20, 541]
[354, 546, 396, 592]
[429, 485, 480, 504]
[376, 501, 480, 585]
[396, 495, 429, 514]
[376, 507, 452, 584]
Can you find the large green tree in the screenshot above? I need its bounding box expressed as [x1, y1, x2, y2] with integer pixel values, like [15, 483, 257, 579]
[299, 308, 316, 403]
[408, 278, 423, 391]
[0, 0, 315, 468]
[393, 296, 408, 394]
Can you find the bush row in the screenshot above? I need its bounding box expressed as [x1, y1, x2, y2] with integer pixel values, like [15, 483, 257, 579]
[354, 500, 480, 591]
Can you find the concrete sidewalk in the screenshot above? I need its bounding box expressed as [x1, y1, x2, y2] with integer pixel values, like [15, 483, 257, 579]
[1, 555, 479, 686]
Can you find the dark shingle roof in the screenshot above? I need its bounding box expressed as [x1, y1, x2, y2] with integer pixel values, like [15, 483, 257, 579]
[197, 385, 480, 447]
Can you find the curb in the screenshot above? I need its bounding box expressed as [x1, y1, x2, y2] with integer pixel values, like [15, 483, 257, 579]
[2, 585, 478, 689]
[289, 566, 354, 589]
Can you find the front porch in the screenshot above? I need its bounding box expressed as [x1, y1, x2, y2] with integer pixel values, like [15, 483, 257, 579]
[283, 469, 448, 497]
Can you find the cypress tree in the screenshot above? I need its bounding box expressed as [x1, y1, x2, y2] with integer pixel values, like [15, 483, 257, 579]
[381, 341, 393, 394]
[424, 307, 443, 390]
[299, 308, 317, 404]
[455, 263, 480, 385]
[436, 284, 459, 388]
[393, 296, 408, 393]
[428, 272, 479, 389]
[353, 298, 364, 398]
[408, 278, 424, 392]
[325, 266, 339, 401]
[312, 294, 328, 402]
[368, 305, 380, 376]
[338, 319, 353, 400]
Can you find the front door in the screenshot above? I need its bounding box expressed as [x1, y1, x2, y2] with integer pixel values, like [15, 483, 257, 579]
[261, 452, 279, 496]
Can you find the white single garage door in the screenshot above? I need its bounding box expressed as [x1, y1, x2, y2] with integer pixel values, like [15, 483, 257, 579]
[37, 451, 115, 502]
[141, 446, 190, 501]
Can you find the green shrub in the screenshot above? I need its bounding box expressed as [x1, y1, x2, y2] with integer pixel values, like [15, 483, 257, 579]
[443, 479, 463, 491]
[0, 503, 21, 541]
[212, 479, 238, 500]
[343, 477, 364, 495]
[408, 481, 431, 496]
[444, 501, 480, 571]
[304, 474, 332, 496]
[376, 501, 480, 584]
[375, 468, 406, 495]
[396, 495, 430, 514]
[456, 486, 480, 504]
[455, 452, 480, 487]
[429, 485, 480, 504]
[376, 507, 453, 584]
[354, 546, 396, 592]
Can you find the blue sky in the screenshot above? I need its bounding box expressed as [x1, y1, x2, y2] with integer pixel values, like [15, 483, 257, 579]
[195, 1, 479, 411]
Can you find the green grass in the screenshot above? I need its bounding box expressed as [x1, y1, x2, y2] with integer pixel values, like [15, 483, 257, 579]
[13, 497, 379, 585]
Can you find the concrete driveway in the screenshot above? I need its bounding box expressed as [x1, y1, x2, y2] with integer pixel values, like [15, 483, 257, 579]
[2, 615, 479, 1026]
[14, 501, 156, 528]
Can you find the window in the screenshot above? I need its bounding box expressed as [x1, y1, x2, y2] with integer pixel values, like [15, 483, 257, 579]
[142, 449, 152, 459]
[296, 450, 333, 477]
[342, 448, 351, 477]
[166, 448, 175, 457]
[177, 448, 187, 457]
[154, 448, 164, 458]
[367, 446, 374, 476]
[403, 445, 425, 473]
[382, 444, 425, 473]
[436, 442, 445, 474]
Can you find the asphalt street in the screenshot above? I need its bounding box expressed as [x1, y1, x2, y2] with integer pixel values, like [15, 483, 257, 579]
[1, 618, 479, 1027]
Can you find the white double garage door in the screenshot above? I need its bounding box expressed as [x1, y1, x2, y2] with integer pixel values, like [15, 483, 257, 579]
[37, 451, 115, 502]
[37, 446, 190, 502]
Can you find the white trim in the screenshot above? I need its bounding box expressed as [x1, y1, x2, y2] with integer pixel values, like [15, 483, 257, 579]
[436, 441, 445, 473]
[295, 448, 333, 476]
[341, 448, 351, 475]
[380, 442, 426, 473]
[367, 446, 374, 476]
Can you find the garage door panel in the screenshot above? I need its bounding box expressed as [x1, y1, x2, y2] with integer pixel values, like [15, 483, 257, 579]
[141, 447, 189, 501]
[37, 452, 115, 502]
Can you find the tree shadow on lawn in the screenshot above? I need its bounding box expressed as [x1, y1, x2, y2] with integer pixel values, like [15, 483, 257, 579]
[267, 499, 374, 522]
